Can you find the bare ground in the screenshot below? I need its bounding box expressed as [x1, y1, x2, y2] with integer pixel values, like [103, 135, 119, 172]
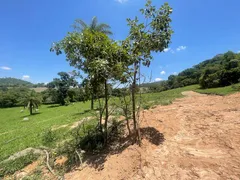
[65, 91, 240, 180]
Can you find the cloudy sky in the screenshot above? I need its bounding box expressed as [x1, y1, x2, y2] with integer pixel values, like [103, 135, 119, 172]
[0, 0, 240, 83]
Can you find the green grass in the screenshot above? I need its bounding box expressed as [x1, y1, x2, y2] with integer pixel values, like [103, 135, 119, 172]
[194, 83, 240, 96]
[0, 101, 93, 162]
[140, 84, 199, 107]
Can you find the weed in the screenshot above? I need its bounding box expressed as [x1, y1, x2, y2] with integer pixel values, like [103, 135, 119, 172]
[41, 129, 57, 146]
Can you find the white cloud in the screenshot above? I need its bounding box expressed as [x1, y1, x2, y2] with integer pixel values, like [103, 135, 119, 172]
[163, 48, 171, 52]
[115, 0, 128, 3]
[0, 66, 12, 70]
[172, 72, 178, 75]
[237, 50, 240, 53]
[155, 78, 163, 82]
[160, 71, 166, 75]
[22, 75, 30, 80]
[164, 48, 175, 54]
[176, 46, 187, 51]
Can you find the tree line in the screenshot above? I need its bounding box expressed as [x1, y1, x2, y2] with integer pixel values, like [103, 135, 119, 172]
[141, 51, 240, 93]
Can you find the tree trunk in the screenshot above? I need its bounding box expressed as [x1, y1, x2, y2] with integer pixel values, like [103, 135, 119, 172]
[98, 98, 103, 132]
[132, 62, 137, 132]
[125, 111, 131, 135]
[123, 96, 131, 135]
[91, 94, 94, 110]
[131, 61, 141, 144]
[30, 100, 33, 115]
[104, 80, 109, 144]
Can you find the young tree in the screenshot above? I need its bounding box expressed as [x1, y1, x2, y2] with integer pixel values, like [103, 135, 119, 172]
[123, 0, 173, 143]
[22, 90, 42, 115]
[51, 29, 129, 142]
[72, 16, 113, 110]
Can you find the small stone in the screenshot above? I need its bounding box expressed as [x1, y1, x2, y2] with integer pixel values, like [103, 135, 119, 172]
[23, 117, 29, 121]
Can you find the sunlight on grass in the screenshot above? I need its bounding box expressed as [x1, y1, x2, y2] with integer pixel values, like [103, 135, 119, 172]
[194, 83, 240, 95]
[0, 101, 92, 162]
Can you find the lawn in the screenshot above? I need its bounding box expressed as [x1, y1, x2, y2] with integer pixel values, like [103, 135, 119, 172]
[194, 83, 240, 95]
[0, 101, 93, 162]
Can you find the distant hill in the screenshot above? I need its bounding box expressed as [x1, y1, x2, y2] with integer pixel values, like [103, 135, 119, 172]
[0, 77, 34, 87]
[142, 51, 240, 92]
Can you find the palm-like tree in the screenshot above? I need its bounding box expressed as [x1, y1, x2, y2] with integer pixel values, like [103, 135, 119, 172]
[73, 16, 113, 110]
[22, 91, 42, 115]
[72, 16, 113, 35]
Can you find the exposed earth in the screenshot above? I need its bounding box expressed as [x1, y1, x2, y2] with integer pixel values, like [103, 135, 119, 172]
[64, 91, 240, 180]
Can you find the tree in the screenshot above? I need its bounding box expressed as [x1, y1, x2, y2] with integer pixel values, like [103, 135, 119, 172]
[22, 90, 42, 115]
[72, 16, 113, 110]
[51, 29, 128, 143]
[48, 72, 77, 105]
[123, 0, 173, 143]
[72, 16, 112, 35]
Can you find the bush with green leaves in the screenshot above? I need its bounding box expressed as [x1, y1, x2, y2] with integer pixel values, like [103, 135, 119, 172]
[57, 118, 124, 170]
[41, 128, 57, 146]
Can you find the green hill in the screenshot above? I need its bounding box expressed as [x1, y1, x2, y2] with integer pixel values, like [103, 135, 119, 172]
[0, 77, 33, 87]
[143, 51, 240, 92]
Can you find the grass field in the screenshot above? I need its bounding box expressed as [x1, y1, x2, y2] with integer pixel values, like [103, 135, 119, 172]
[0, 102, 93, 162]
[1, 83, 239, 163]
[194, 83, 240, 95]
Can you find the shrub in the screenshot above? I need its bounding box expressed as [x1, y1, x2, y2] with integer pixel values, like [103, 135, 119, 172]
[41, 129, 57, 146]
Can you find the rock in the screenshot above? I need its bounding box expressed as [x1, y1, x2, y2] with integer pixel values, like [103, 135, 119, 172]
[23, 117, 29, 121]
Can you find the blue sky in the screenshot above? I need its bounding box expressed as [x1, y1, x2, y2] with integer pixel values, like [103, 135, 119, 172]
[1, 0, 240, 83]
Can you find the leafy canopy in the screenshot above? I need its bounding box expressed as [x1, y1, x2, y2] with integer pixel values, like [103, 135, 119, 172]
[123, 0, 173, 66]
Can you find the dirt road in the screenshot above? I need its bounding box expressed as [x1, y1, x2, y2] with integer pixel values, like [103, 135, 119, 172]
[65, 91, 240, 180]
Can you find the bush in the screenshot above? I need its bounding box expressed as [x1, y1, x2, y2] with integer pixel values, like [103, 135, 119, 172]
[57, 121, 103, 170]
[57, 118, 124, 171]
[232, 84, 240, 91]
[41, 129, 57, 146]
[142, 103, 152, 110]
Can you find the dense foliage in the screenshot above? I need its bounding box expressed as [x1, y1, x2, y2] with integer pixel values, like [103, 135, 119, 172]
[46, 72, 78, 105]
[0, 87, 31, 108]
[141, 51, 240, 92]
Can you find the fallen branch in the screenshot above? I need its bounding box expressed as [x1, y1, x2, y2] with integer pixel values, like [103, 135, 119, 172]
[75, 150, 83, 166]
[44, 150, 65, 180]
[44, 150, 56, 176]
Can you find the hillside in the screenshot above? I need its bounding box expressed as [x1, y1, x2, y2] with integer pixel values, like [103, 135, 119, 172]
[0, 77, 33, 87]
[142, 51, 240, 92]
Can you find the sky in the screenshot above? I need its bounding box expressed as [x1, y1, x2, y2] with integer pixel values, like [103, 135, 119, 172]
[1, 0, 240, 84]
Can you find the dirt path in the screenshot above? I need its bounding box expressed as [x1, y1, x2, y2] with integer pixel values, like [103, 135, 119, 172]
[65, 91, 240, 180]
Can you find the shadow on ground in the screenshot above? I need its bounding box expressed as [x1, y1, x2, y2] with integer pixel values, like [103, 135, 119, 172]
[21, 112, 42, 118]
[140, 127, 165, 145]
[82, 126, 165, 171]
[73, 109, 93, 116]
[47, 105, 60, 108]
